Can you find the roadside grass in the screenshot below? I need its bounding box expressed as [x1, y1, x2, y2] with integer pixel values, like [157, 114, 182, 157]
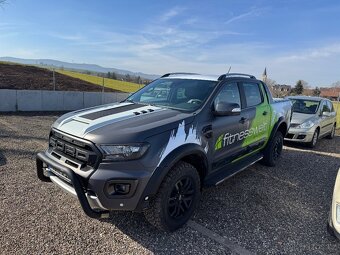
[333, 102, 340, 129]
[57, 70, 144, 93]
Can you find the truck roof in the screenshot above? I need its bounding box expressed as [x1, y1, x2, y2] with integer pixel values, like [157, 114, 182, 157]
[287, 95, 326, 102]
[160, 73, 219, 81]
[159, 72, 257, 82]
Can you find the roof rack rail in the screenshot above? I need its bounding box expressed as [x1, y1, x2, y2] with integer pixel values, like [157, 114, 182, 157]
[218, 73, 256, 81]
[161, 72, 200, 78]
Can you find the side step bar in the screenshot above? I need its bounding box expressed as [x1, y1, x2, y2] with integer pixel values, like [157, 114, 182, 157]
[36, 152, 109, 219]
[204, 152, 263, 186]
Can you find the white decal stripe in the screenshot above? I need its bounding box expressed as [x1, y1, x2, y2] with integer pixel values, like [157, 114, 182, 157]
[59, 102, 133, 127]
[83, 105, 164, 136]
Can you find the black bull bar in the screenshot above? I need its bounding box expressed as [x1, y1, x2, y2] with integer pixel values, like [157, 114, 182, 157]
[36, 152, 109, 219]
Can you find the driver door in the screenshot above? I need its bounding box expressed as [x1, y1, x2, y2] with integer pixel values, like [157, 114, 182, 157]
[212, 82, 248, 170]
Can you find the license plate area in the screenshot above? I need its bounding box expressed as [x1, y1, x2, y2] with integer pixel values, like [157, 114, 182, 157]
[48, 166, 72, 184]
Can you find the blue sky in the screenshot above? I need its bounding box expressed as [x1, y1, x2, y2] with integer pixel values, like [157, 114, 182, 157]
[0, 0, 340, 86]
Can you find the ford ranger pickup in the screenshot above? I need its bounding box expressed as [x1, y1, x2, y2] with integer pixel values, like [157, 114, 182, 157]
[36, 72, 292, 231]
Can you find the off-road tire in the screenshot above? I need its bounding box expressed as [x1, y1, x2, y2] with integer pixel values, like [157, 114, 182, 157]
[261, 131, 284, 167]
[144, 161, 201, 232]
[307, 129, 319, 148]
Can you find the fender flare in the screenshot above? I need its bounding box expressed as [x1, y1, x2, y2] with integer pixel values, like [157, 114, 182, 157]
[135, 143, 208, 211]
[267, 116, 287, 146]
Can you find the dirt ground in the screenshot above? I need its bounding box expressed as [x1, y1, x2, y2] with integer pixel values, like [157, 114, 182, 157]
[0, 63, 118, 92]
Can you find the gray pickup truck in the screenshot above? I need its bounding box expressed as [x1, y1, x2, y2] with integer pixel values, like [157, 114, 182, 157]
[37, 73, 292, 231]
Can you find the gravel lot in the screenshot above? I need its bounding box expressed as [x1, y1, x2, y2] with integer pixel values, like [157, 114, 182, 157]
[1, 113, 340, 255]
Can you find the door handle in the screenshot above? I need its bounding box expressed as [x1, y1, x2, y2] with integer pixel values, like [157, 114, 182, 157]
[263, 111, 268, 116]
[239, 117, 248, 124]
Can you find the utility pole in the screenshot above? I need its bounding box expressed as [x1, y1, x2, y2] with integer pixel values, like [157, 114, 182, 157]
[102, 77, 105, 92]
[52, 69, 56, 90]
[101, 77, 105, 104]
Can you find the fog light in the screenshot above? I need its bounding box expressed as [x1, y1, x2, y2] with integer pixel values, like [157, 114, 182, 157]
[114, 184, 130, 195]
[336, 204, 340, 224]
[106, 182, 131, 196]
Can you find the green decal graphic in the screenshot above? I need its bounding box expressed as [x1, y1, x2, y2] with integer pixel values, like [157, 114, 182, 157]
[215, 134, 224, 150]
[242, 105, 269, 147]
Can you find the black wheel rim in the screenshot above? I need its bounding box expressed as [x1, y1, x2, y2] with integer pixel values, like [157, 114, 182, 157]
[273, 137, 283, 161]
[168, 176, 195, 219]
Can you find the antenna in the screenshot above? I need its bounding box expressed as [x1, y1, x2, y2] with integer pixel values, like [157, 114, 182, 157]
[227, 66, 231, 75]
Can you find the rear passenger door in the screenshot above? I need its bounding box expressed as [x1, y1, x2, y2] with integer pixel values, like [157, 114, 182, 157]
[239, 81, 271, 151]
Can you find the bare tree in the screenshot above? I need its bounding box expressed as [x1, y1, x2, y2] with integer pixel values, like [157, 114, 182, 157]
[265, 78, 276, 88]
[331, 81, 340, 88]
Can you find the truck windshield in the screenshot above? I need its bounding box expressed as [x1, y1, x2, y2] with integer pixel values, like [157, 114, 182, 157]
[290, 99, 320, 114]
[126, 78, 217, 111]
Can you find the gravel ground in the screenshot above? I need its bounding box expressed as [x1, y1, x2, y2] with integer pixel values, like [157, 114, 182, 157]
[0, 113, 339, 254]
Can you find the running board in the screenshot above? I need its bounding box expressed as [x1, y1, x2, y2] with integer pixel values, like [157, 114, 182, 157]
[204, 152, 263, 186]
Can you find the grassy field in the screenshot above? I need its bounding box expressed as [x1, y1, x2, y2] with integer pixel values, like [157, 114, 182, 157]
[57, 70, 144, 93]
[333, 101, 340, 129]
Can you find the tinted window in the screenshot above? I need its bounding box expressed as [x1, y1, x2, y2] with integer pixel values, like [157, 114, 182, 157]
[243, 83, 262, 107]
[214, 83, 241, 106]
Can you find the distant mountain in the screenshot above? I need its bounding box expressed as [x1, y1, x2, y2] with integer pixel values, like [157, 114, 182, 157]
[0, 57, 160, 80]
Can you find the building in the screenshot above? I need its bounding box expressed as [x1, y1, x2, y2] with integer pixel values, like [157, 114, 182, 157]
[320, 88, 340, 101]
[272, 84, 292, 97]
[262, 67, 267, 82]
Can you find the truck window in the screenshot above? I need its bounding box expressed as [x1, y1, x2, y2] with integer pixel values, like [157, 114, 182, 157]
[214, 83, 241, 106]
[243, 82, 263, 107]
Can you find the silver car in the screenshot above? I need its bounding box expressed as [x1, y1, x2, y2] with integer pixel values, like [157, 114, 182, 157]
[284, 96, 337, 147]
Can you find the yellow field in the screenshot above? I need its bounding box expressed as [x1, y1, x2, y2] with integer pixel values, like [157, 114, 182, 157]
[57, 70, 144, 93]
[333, 102, 340, 129]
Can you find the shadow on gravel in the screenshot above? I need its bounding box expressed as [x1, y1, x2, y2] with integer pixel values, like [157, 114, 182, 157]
[0, 134, 48, 142]
[0, 150, 6, 166]
[100, 212, 205, 254]
[0, 111, 67, 117]
[99, 146, 340, 254]
[284, 135, 340, 154]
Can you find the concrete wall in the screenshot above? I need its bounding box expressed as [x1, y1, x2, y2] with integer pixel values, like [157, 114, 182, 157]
[0, 90, 129, 112]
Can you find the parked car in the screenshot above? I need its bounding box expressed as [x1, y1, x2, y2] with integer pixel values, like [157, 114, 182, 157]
[36, 73, 292, 231]
[284, 96, 337, 147]
[328, 167, 340, 240]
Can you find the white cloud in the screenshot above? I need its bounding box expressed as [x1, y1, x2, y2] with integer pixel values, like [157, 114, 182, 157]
[225, 8, 264, 25]
[159, 6, 186, 22]
[48, 33, 84, 41]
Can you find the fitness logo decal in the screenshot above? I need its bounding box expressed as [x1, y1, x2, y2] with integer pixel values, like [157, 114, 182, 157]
[215, 122, 268, 150]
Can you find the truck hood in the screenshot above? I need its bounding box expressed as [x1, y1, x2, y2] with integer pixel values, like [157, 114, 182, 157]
[291, 112, 316, 124]
[52, 102, 195, 144]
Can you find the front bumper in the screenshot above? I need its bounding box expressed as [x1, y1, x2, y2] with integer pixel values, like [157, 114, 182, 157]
[284, 127, 315, 143]
[36, 151, 153, 218]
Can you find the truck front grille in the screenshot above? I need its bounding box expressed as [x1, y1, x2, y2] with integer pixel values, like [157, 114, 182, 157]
[49, 130, 100, 169]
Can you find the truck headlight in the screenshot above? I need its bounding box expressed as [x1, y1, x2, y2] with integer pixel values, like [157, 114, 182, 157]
[296, 120, 315, 129]
[100, 143, 149, 161]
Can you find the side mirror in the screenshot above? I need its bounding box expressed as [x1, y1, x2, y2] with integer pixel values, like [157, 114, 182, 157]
[213, 102, 241, 116]
[322, 111, 331, 117]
